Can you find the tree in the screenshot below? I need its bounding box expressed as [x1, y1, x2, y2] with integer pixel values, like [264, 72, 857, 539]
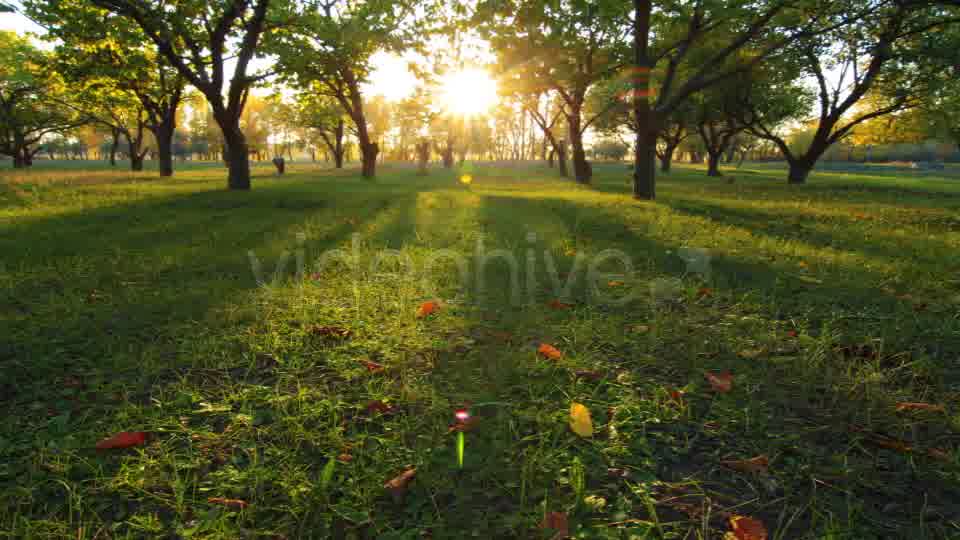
[291, 88, 348, 168]
[482, 0, 631, 184]
[86, 0, 273, 189]
[737, 0, 960, 183]
[269, 0, 425, 179]
[0, 31, 84, 168]
[25, 0, 188, 176]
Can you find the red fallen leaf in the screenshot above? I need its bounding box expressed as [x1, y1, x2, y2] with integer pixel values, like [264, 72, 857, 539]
[310, 325, 353, 339]
[95, 431, 147, 450]
[361, 359, 385, 373]
[786, 329, 798, 338]
[895, 402, 945, 413]
[336, 453, 353, 463]
[365, 400, 396, 415]
[728, 515, 768, 540]
[384, 467, 416, 500]
[548, 299, 573, 310]
[208, 497, 248, 509]
[539, 512, 569, 539]
[416, 300, 440, 318]
[667, 388, 685, 403]
[448, 416, 482, 433]
[705, 371, 733, 393]
[696, 287, 713, 299]
[721, 455, 769, 474]
[538, 343, 563, 360]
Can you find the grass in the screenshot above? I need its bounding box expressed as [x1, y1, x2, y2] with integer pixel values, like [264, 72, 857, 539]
[1, 158, 959, 539]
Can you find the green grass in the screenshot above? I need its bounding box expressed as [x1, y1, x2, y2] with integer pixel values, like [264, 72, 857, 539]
[1, 159, 959, 539]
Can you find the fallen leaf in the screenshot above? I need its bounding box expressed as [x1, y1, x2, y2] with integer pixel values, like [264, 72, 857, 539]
[416, 300, 440, 318]
[448, 416, 482, 433]
[797, 261, 808, 269]
[927, 448, 952, 461]
[721, 455, 769, 474]
[365, 400, 396, 415]
[726, 515, 768, 540]
[786, 329, 798, 338]
[548, 299, 573, 310]
[538, 343, 562, 360]
[310, 325, 353, 339]
[667, 388, 685, 403]
[896, 402, 946, 413]
[208, 497, 248, 510]
[608, 280, 625, 287]
[738, 348, 765, 360]
[696, 287, 713, 299]
[336, 453, 353, 463]
[539, 512, 569, 539]
[706, 371, 733, 393]
[361, 359, 385, 373]
[569, 402, 594, 438]
[95, 431, 147, 450]
[384, 467, 416, 500]
[630, 324, 650, 334]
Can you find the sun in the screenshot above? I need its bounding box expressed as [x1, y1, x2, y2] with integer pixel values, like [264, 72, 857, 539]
[439, 68, 499, 116]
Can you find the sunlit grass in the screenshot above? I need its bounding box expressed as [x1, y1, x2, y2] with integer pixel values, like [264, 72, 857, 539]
[1, 160, 958, 538]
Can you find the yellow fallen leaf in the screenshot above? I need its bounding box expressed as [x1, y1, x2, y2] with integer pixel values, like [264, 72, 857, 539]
[569, 402, 593, 438]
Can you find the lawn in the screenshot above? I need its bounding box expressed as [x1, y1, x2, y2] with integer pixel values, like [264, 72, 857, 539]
[1, 160, 959, 539]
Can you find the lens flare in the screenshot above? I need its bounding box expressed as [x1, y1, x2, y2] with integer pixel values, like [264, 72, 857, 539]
[455, 408, 470, 421]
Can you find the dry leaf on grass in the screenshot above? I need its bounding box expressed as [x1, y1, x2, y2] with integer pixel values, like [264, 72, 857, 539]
[208, 497, 248, 509]
[360, 359, 385, 373]
[705, 371, 733, 393]
[569, 402, 594, 438]
[721, 455, 769, 474]
[95, 431, 147, 450]
[726, 515, 767, 540]
[538, 343, 562, 360]
[539, 512, 569, 539]
[384, 467, 416, 501]
[548, 299, 573, 310]
[416, 300, 440, 318]
[895, 402, 945, 413]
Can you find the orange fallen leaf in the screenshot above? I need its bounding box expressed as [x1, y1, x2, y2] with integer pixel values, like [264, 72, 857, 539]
[538, 343, 562, 360]
[727, 515, 767, 540]
[336, 453, 353, 463]
[361, 359, 385, 373]
[416, 300, 440, 318]
[208, 497, 248, 510]
[310, 325, 353, 339]
[895, 402, 945, 413]
[706, 371, 733, 393]
[721, 455, 769, 474]
[608, 280, 625, 287]
[539, 511, 569, 539]
[384, 467, 416, 500]
[548, 299, 573, 310]
[95, 431, 147, 450]
[696, 287, 713, 299]
[668, 388, 685, 403]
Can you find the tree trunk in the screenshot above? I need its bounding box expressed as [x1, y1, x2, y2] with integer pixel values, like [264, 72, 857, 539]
[659, 145, 674, 173]
[334, 120, 344, 168]
[152, 120, 175, 177]
[706, 152, 723, 177]
[215, 113, 251, 190]
[788, 160, 812, 184]
[556, 141, 568, 178]
[361, 141, 378, 178]
[547, 148, 555, 168]
[631, 0, 655, 200]
[567, 111, 591, 183]
[109, 128, 120, 166]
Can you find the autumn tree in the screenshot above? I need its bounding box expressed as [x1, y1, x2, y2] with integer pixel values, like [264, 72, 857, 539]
[269, 0, 425, 179]
[292, 87, 349, 168]
[0, 31, 84, 168]
[736, 0, 960, 183]
[81, 0, 273, 189]
[482, 0, 630, 184]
